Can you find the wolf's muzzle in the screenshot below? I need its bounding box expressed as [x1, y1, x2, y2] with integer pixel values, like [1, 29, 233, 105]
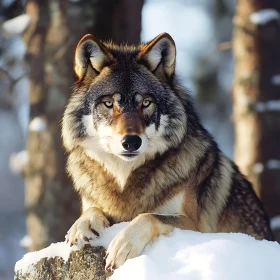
[121, 135, 142, 152]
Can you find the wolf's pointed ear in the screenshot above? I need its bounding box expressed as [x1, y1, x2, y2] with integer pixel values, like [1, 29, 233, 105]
[138, 33, 176, 82]
[74, 34, 113, 80]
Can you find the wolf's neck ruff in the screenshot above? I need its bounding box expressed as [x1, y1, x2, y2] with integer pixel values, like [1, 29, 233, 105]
[82, 139, 147, 189]
[62, 33, 273, 270]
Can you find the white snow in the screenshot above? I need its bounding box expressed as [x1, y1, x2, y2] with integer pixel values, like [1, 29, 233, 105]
[15, 222, 280, 279]
[2, 14, 31, 36]
[267, 159, 280, 170]
[9, 150, 29, 174]
[250, 9, 280, 25]
[272, 74, 280, 85]
[266, 100, 280, 111]
[255, 100, 280, 112]
[29, 117, 47, 132]
[15, 242, 73, 274]
[252, 160, 280, 173]
[252, 162, 264, 174]
[19, 235, 33, 248]
[271, 216, 280, 230]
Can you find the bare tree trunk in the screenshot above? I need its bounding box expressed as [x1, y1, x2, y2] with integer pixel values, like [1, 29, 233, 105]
[23, 0, 80, 252]
[112, 0, 144, 44]
[23, 0, 144, 251]
[233, 1, 280, 222]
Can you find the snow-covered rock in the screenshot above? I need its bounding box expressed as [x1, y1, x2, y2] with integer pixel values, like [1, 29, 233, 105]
[15, 245, 109, 280]
[15, 222, 280, 280]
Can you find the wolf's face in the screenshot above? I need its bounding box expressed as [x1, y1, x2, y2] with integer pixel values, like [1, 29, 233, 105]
[62, 33, 187, 166]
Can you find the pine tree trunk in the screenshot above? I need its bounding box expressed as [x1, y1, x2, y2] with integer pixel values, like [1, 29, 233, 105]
[111, 0, 144, 44]
[233, 1, 280, 221]
[23, 0, 80, 252]
[23, 0, 143, 251]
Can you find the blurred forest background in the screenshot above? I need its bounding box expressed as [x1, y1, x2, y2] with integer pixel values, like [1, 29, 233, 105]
[0, 0, 280, 279]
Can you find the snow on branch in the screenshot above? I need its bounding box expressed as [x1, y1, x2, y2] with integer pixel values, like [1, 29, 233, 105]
[252, 163, 264, 174]
[271, 216, 280, 230]
[253, 159, 280, 174]
[272, 74, 280, 85]
[2, 14, 31, 36]
[9, 150, 29, 175]
[29, 117, 47, 132]
[19, 235, 33, 249]
[267, 160, 280, 170]
[255, 100, 280, 112]
[250, 9, 280, 25]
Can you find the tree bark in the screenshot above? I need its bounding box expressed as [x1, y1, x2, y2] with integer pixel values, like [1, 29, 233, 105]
[23, 0, 80, 252]
[112, 0, 144, 44]
[23, 0, 144, 251]
[233, 1, 280, 220]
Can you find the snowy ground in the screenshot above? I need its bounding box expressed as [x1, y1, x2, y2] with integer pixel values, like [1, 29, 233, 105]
[16, 222, 280, 280]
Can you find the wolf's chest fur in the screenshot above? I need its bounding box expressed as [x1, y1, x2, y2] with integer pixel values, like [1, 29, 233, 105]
[68, 148, 187, 223]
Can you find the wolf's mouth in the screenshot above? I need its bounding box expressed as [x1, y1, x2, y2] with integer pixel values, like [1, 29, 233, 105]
[119, 153, 139, 158]
[118, 152, 139, 162]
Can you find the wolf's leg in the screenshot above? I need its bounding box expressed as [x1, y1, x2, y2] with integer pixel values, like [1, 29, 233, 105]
[65, 207, 110, 247]
[105, 213, 196, 270]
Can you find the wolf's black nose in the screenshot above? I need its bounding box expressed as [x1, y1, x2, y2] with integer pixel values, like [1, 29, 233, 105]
[121, 135, 142, 152]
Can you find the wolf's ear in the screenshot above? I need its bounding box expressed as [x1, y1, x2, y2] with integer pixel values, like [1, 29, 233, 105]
[138, 33, 176, 82]
[74, 34, 112, 80]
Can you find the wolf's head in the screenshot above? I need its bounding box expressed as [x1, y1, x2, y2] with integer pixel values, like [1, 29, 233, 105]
[62, 33, 188, 169]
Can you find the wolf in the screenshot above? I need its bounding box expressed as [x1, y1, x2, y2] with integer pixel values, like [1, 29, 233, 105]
[62, 33, 273, 270]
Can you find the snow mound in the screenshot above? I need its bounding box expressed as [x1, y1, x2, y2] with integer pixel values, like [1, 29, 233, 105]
[111, 230, 280, 280]
[15, 223, 280, 280]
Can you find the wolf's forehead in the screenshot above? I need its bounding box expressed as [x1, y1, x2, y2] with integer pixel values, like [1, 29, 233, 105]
[94, 66, 151, 97]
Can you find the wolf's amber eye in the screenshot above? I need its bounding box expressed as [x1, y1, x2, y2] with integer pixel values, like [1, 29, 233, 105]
[142, 100, 151, 108]
[104, 101, 113, 108]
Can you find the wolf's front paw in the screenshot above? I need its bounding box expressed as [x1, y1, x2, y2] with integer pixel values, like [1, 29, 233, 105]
[65, 209, 110, 247]
[105, 223, 148, 270]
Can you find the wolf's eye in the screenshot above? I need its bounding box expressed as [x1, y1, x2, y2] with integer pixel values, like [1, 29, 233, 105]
[142, 99, 151, 108]
[104, 101, 113, 108]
